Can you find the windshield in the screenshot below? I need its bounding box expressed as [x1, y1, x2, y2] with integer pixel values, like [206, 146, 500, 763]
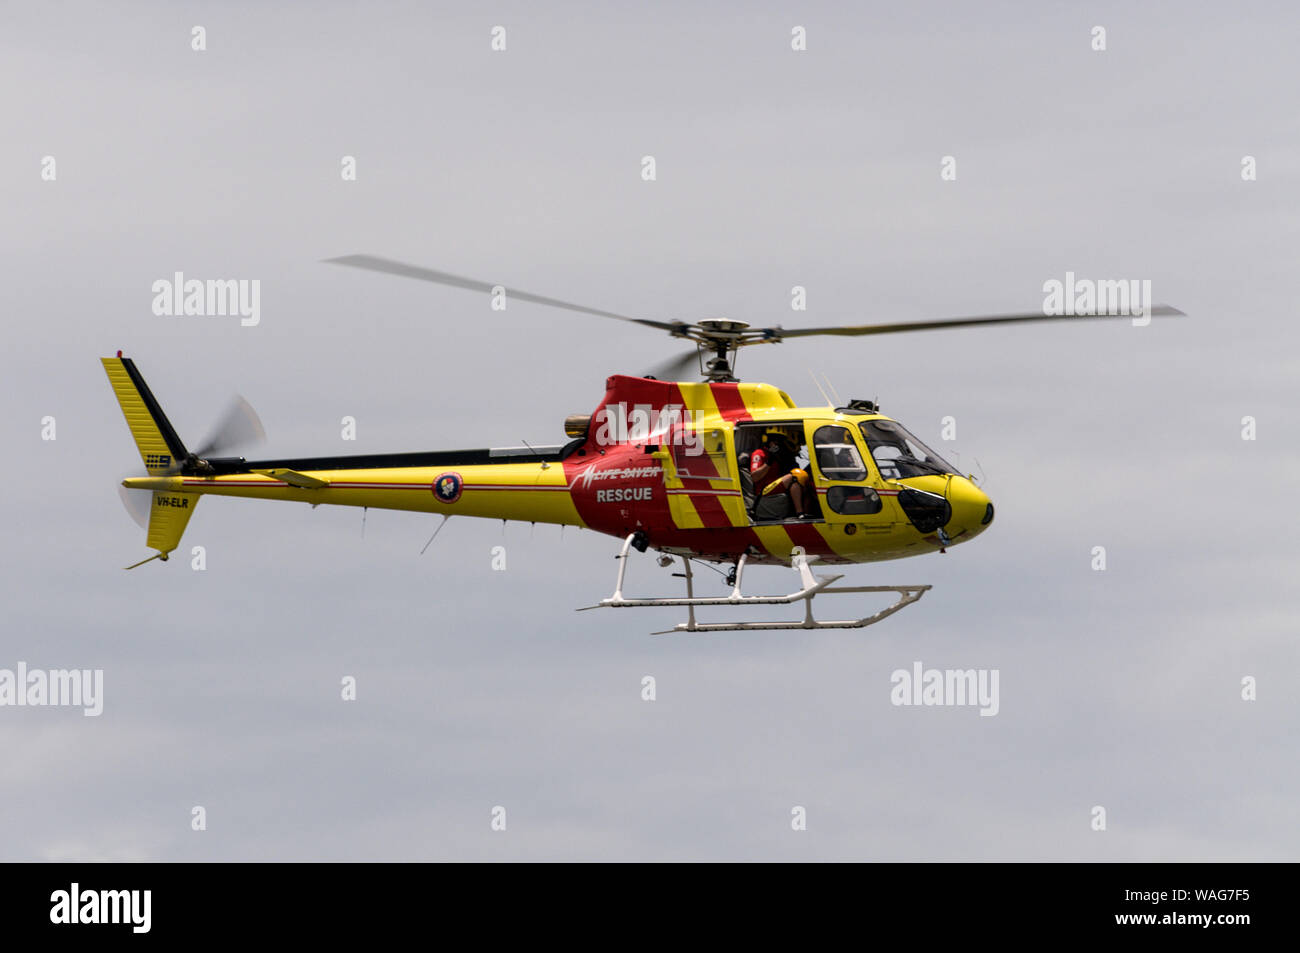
[859, 419, 959, 480]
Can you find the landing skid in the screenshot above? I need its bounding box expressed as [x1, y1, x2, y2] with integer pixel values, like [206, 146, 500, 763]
[578, 533, 931, 633]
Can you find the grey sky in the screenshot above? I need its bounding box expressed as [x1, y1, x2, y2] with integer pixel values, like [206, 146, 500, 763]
[2, 1, 1296, 860]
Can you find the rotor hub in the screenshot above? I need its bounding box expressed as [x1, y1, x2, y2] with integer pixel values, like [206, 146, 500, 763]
[696, 319, 750, 335]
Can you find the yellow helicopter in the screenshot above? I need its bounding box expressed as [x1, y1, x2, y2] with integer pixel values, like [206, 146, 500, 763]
[105, 256, 1182, 632]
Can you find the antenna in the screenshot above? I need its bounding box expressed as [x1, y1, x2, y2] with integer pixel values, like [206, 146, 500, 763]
[421, 515, 451, 554]
[821, 373, 842, 405]
[520, 438, 550, 469]
[807, 369, 832, 406]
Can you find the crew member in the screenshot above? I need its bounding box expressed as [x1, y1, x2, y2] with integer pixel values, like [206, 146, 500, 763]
[750, 432, 812, 519]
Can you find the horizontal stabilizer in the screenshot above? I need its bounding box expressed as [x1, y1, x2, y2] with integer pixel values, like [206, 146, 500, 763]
[250, 468, 330, 489]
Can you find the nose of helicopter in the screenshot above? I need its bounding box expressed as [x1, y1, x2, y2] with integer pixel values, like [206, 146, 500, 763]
[946, 475, 994, 541]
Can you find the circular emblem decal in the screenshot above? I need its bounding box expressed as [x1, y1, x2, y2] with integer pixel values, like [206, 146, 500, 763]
[432, 472, 463, 503]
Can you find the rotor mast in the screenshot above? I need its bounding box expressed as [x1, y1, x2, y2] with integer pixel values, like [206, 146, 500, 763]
[689, 319, 755, 382]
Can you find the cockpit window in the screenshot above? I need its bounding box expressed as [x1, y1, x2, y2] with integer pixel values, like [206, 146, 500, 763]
[812, 425, 867, 482]
[859, 419, 958, 480]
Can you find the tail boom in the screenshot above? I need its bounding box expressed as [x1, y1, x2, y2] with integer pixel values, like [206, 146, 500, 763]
[123, 463, 586, 525]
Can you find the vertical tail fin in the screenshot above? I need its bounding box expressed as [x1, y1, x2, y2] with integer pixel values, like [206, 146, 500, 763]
[120, 491, 200, 568]
[104, 354, 198, 566]
[101, 354, 189, 474]
[141, 490, 199, 566]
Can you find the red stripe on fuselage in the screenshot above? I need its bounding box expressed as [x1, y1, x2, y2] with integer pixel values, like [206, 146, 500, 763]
[562, 376, 692, 537]
[708, 383, 752, 420]
[682, 487, 731, 527]
[781, 521, 831, 554]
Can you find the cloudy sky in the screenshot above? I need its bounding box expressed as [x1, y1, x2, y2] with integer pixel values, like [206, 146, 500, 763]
[2, 1, 1296, 860]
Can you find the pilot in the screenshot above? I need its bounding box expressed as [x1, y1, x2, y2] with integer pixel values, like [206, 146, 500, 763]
[750, 431, 812, 519]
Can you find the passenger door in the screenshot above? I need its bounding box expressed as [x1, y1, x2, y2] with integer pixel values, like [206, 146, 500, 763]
[805, 423, 889, 526]
[658, 425, 749, 529]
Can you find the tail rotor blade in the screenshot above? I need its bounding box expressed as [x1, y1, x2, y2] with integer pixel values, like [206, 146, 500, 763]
[192, 395, 266, 458]
[119, 484, 150, 529]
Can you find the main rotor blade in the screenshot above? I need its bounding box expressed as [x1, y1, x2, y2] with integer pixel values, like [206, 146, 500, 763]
[192, 396, 266, 458]
[643, 349, 700, 381]
[325, 255, 683, 332]
[766, 305, 1185, 340]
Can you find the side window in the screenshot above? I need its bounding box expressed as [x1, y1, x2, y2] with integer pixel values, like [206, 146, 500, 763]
[812, 425, 867, 482]
[672, 427, 730, 482]
[827, 485, 882, 515]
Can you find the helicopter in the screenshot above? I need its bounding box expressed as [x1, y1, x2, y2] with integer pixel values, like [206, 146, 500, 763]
[105, 255, 1183, 633]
